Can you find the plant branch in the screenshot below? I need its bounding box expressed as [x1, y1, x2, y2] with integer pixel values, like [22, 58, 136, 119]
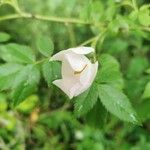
[0, 12, 92, 25]
[79, 36, 99, 46]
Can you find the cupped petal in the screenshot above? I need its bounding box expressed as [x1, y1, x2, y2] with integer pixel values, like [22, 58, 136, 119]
[74, 61, 98, 97]
[50, 50, 68, 61]
[53, 79, 73, 99]
[61, 61, 74, 79]
[70, 47, 94, 55]
[79, 63, 91, 86]
[53, 78, 80, 99]
[64, 52, 90, 71]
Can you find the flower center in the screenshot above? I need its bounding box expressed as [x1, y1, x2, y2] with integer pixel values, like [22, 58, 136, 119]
[74, 64, 87, 75]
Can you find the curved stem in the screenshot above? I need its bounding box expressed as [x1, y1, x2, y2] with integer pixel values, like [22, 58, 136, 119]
[0, 12, 91, 25]
[0, 14, 22, 21]
[79, 36, 99, 46]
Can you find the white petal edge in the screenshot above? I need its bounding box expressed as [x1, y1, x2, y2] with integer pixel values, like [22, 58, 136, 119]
[53, 78, 81, 99]
[49, 50, 68, 61]
[53, 79, 73, 99]
[69, 47, 94, 55]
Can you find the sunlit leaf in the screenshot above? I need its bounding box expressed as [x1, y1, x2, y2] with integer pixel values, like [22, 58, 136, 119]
[0, 43, 36, 64]
[98, 84, 140, 124]
[36, 36, 54, 57]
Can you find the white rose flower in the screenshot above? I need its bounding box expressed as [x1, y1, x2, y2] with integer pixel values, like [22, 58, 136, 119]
[50, 47, 98, 99]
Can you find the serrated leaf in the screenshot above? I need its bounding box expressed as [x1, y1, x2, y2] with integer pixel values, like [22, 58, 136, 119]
[85, 99, 107, 128]
[13, 65, 40, 88]
[12, 65, 40, 106]
[12, 82, 37, 107]
[96, 54, 123, 89]
[42, 61, 61, 86]
[74, 83, 98, 116]
[0, 63, 23, 90]
[0, 32, 10, 42]
[0, 43, 36, 64]
[36, 36, 54, 57]
[98, 84, 140, 124]
[142, 82, 150, 99]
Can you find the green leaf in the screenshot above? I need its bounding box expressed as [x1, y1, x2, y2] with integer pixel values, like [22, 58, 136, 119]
[136, 100, 150, 121]
[125, 77, 148, 101]
[39, 110, 76, 129]
[127, 57, 149, 79]
[42, 61, 61, 86]
[146, 68, 150, 74]
[142, 82, 150, 99]
[85, 99, 107, 128]
[36, 36, 54, 57]
[96, 54, 123, 89]
[12, 65, 40, 106]
[0, 32, 10, 42]
[74, 83, 98, 116]
[105, 39, 128, 55]
[0, 43, 36, 64]
[13, 65, 40, 88]
[138, 5, 150, 26]
[0, 93, 8, 112]
[12, 82, 37, 107]
[16, 95, 39, 113]
[0, 63, 23, 90]
[98, 84, 140, 124]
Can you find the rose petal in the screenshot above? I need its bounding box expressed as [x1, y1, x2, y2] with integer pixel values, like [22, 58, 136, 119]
[64, 52, 90, 71]
[50, 50, 68, 61]
[53, 77, 80, 99]
[74, 61, 98, 97]
[70, 47, 94, 55]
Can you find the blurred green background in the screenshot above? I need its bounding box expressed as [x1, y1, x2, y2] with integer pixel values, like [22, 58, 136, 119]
[0, 0, 150, 149]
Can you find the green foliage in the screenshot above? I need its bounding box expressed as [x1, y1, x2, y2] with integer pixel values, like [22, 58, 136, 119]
[85, 99, 107, 129]
[12, 65, 40, 106]
[0, 93, 7, 112]
[98, 84, 140, 124]
[74, 83, 98, 116]
[42, 60, 61, 86]
[0, 0, 149, 149]
[142, 82, 150, 99]
[36, 36, 54, 57]
[0, 43, 36, 64]
[12, 82, 37, 106]
[0, 32, 10, 42]
[138, 5, 150, 26]
[16, 95, 39, 113]
[96, 54, 124, 89]
[0, 63, 23, 90]
[136, 99, 150, 121]
[127, 57, 149, 79]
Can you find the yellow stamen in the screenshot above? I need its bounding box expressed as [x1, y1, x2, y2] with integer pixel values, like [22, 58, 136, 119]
[74, 64, 87, 75]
